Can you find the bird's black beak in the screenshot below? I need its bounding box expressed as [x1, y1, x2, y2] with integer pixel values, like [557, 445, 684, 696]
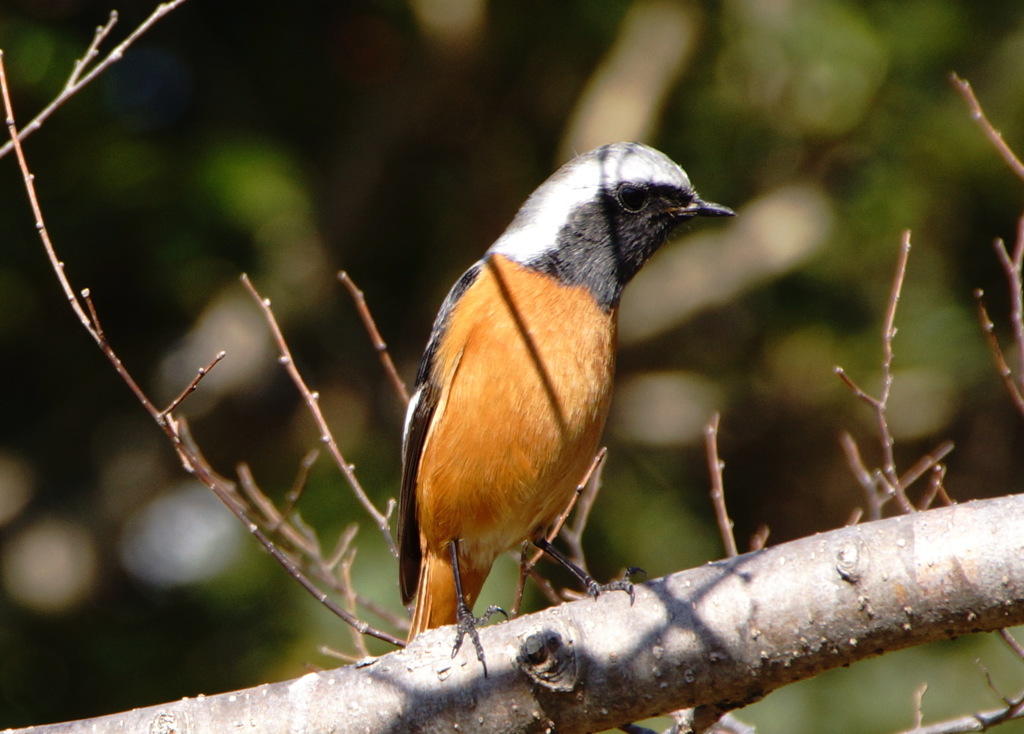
[692, 198, 734, 217]
[670, 197, 735, 219]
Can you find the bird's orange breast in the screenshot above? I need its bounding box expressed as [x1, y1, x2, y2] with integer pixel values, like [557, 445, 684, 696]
[415, 254, 616, 569]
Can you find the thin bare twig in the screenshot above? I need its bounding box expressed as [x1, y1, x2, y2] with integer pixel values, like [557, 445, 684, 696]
[951, 73, 1024, 182]
[318, 645, 360, 665]
[954, 74, 1024, 419]
[73, 12, 120, 85]
[652, 708, 758, 734]
[889, 73, 1024, 734]
[878, 231, 913, 488]
[749, 525, 770, 552]
[236, 463, 318, 555]
[523, 560, 565, 608]
[836, 231, 915, 516]
[991, 220, 1024, 417]
[2, 50, 164, 421]
[556, 448, 609, 571]
[240, 273, 398, 558]
[976, 659, 1011, 706]
[896, 697, 1024, 734]
[337, 543, 370, 659]
[513, 448, 608, 615]
[838, 432, 871, 485]
[898, 441, 955, 494]
[1, 54, 403, 649]
[916, 464, 949, 512]
[80, 287, 105, 337]
[998, 629, 1024, 662]
[326, 523, 360, 571]
[913, 683, 929, 729]
[714, 713, 759, 734]
[840, 431, 885, 521]
[230, 463, 403, 645]
[236, 458, 404, 631]
[160, 350, 227, 416]
[278, 448, 320, 522]
[0, 1, 190, 161]
[895, 634, 1024, 734]
[973, 289, 1024, 417]
[995, 221, 1024, 366]
[527, 446, 625, 606]
[705, 412, 738, 558]
[191, 420, 407, 646]
[540, 448, 607, 562]
[834, 367, 882, 409]
[338, 270, 410, 404]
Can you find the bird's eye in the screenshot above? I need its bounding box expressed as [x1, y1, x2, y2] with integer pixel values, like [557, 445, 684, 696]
[616, 184, 649, 212]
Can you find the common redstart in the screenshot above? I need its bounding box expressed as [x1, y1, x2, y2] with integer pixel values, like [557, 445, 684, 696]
[398, 142, 732, 661]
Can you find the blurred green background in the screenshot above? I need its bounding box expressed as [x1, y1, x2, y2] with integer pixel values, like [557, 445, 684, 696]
[1, 0, 1023, 731]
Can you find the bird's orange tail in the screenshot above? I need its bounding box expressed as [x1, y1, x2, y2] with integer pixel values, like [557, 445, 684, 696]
[408, 548, 489, 641]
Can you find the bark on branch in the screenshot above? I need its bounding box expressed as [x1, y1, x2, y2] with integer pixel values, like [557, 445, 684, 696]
[12, 494, 1024, 734]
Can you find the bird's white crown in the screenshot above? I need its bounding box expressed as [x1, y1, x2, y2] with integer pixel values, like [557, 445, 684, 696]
[489, 142, 693, 263]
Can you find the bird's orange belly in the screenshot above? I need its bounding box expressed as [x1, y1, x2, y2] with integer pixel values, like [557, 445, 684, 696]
[416, 254, 616, 567]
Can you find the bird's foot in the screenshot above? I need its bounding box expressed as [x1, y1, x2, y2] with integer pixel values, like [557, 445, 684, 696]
[452, 604, 508, 675]
[585, 566, 645, 604]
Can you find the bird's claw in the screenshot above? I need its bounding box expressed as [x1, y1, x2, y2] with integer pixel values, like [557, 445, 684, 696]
[586, 566, 644, 604]
[451, 604, 508, 676]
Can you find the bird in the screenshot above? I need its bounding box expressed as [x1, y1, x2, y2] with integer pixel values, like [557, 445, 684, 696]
[398, 141, 733, 661]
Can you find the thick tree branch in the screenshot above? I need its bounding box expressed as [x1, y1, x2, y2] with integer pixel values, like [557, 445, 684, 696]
[13, 493, 1023, 734]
